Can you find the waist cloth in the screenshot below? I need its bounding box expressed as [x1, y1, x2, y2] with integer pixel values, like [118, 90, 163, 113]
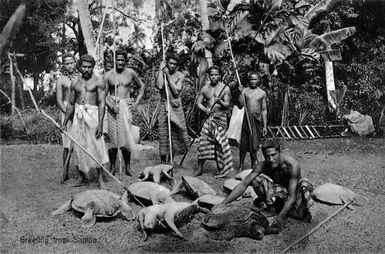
[240, 112, 262, 152]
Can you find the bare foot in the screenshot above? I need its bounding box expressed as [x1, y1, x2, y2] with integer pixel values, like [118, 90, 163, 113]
[67, 178, 86, 187]
[125, 165, 133, 176]
[192, 169, 202, 177]
[98, 180, 106, 189]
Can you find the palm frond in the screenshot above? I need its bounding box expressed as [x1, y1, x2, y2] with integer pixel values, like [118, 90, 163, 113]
[264, 43, 292, 62]
[306, 0, 349, 29]
[229, 11, 250, 34]
[319, 27, 356, 45]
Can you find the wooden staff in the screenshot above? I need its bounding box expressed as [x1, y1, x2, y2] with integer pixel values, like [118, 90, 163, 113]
[160, 22, 173, 164]
[281, 200, 354, 253]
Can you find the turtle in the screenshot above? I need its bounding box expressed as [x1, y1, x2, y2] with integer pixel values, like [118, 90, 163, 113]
[196, 194, 225, 210]
[312, 183, 367, 209]
[201, 204, 270, 241]
[170, 176, 216, 199]
[223, 179, 258, 199]
[137, 201, 206, 240]
[127, 181, 174, 206]
[138, 164, 175, 185]
[235, 169, 253, 181]
[51, 190, 135, 228]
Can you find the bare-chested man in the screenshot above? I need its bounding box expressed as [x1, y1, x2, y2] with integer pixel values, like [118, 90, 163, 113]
[219, 140, 314, 233]
[56, 53, 78, 183]
[195, 65, 234, 178]
[62, 54, 109, 189]
[238, 72, 267, 171]
[156, 53, 189, 164]
[103, 49, 145, 176]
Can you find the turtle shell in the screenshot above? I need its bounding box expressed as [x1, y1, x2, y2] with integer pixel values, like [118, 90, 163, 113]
[202, 204, 269, 240]
[312, 183, 356, 205]
[71, 190, 121, 218]
[223, 179, 256, 198]
[197, 195, 225, 209]
[235, 169, 252, 181]
[182, 176, 216, 199]
[127, 182, 171, 205]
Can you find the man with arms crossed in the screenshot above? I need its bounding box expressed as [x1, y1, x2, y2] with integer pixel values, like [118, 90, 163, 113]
[62, 54, 109, 189]
[104, 49, 145, 176]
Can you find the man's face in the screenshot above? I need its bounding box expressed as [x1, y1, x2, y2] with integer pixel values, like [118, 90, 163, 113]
[263, 148, 281, 168]
[167, 58, 177, 72]
[80, 61, 94, 79]
[249, 74, 260, 89]
[63, 57, 76, 74]
[209, 69, 221, 84]
[116, 54, 126, 70]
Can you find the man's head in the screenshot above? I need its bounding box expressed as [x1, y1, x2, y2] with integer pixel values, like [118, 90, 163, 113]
[115, 49, 127, 71]
[249, 71, 262, 89]
[166, 53, 179, 73]
[207, 65, 222, 85]
[262, 140, 281, 168]
[79, 54, 95, 79]
[62, 53, 76, 74]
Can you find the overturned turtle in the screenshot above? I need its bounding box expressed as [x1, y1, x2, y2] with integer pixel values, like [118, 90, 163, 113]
[127, 181, 174, 206]
[223, 179, 258, 199]
[52, 190, 135, 227]
[235, 169, 253, 181]
[138, 164, 175, 185]
[201, 204, 269, 241]
[171, 176, 216, 199]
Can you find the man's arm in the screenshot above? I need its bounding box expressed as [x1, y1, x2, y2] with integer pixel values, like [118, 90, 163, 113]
[103, 73, 113, 110]
[96, 78, 106, 138]
[62, 80, 76, 128]
[215, 85, 231, 108]
[132, 70, 145, 106]
[165, 72, 184, 97]
[274, 157, 300, 226]
[56, 78, 66, 113]
[155, 61, 166, 90]
[196, 87, 210, 114]
[261, 91, 267, 136]
[221, 164, 263, 205]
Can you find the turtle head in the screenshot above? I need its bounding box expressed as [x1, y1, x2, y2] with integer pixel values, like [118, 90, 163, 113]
[157, 191, 174, 204]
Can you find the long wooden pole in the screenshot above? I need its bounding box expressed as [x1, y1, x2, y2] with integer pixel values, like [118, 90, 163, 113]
[160, 22, 173, 164]
[281, 200, 354, 253]
[8, 53, 16, 116]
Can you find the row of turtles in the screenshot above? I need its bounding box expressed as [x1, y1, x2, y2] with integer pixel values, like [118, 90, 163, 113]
[52, 165, 361, 241]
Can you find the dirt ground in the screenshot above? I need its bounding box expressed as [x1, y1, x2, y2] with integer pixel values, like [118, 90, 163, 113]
[1, 137, 384, 253]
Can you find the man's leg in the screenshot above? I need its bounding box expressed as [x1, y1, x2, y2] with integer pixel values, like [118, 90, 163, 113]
[250, 150, 258, 169]
[97, 167, 106, 189]
[68, 166, 86, 187]
[238, 151, 247, 171]
[61, 148, 70, 183]
[160, 155, 167, 164]
[108, 148, 118, 175]
[121, 148, 133, 176]
[193, 159, 205, 176]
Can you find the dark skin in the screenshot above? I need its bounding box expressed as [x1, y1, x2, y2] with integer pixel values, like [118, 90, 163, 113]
[61, 60, 107, 189]
[103, 54, 145, 176]
[56, 56, 76, 183]
[220, 147, 301, 230]
[193, 68, 231, 176]
[155, 57, 185, 163]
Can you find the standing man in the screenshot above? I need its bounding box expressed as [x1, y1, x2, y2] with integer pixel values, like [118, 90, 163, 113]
[194, 65, 234, 178]
[62, 54, 109, 189]
[104, 49, 145, 176]
[238, 72, 267, 171]
[56, 53, 78, 183]
[156, 53, 189, 164]
[219, 140, 314, 233]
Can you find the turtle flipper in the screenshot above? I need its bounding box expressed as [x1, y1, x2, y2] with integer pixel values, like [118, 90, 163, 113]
[170, 180, 184, 196]
[164, 210, 186, 240]
[163, 170, 176, 186]
[138, 170, 150, 182]
[120, 192, 135, 220]
[81, 202, 96, 228]
[137, 210, 148, 241]
[52, 199, 72, 215]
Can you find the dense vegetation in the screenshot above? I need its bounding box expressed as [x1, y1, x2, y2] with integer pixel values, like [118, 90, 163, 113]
[1, 0, 384, 144]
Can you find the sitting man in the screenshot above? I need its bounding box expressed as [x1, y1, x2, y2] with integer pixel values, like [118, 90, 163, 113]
[219, 140, 314, 232]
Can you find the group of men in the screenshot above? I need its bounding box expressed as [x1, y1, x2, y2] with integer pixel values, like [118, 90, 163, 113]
[56, 50, 314, 232]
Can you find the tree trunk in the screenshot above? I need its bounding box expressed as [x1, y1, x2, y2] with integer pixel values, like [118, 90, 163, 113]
[325, 61, 337, 112]
[199, 0, 213, 67]
[9, 55, 15, 116]
[16, 74, 24, 110]
[77, 0, 96, 56]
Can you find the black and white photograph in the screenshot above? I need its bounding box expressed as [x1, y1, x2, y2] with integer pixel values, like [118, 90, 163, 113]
[1, 0, 384, 253]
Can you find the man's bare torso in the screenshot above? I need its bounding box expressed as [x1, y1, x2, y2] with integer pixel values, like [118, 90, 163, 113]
[58, 76, 73, 103]
[72, 76, 101, 106]
[105, 68, 135, 99]
[243, 87, 266, 115]
[202, 82, 227, 114]
[160, 71, 183, 99]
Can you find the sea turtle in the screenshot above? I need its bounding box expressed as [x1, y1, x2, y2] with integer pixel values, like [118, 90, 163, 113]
[197, 195, 225, 210]
[201, 204, 270, 241]
[170, 176, 216, 199]
[51, 190, 135, 228]
[127, 181, 174, 206]
[138, 164, 175, 185]
[137, 201, 205, 240]
[223, 179, 258, 199]
[312, 183, 368, 209]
